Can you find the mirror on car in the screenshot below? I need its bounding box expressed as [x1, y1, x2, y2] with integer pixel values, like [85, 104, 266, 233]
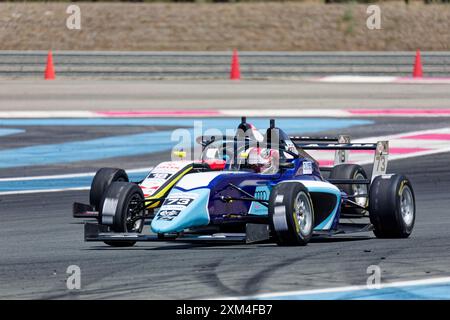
[279, 162, 295, 170]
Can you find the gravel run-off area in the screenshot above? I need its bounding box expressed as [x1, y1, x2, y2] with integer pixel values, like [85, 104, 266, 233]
[0, 2, 449, 51]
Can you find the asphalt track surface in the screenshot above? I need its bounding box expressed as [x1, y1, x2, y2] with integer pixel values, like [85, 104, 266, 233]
[1, 112, 450, 299]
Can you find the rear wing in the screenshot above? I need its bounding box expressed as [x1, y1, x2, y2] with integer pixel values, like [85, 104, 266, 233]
[290, 135, 389, 182]
[290, 135, 351, 165]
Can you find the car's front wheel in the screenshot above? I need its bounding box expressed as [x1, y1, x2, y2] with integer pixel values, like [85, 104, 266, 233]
[100, 182, 145, 247]
[269, 182, 314, 246]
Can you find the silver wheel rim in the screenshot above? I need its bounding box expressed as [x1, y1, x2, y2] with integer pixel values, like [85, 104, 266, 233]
[353, 172, 368, 208]
[400, 185, 414, 226]
[294, 191, 313, 236]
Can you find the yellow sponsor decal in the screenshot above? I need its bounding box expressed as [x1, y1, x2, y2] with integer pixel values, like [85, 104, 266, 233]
[144, 166, 193, 208]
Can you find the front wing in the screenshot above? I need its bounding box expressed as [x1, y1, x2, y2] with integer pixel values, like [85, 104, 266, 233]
[83, 221, 373, 245]
[84, 223, 271, 244]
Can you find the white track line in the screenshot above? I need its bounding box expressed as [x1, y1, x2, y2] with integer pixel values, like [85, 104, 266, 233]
[0, 167, 153, 195]
[222, 276, 450, 300]
[315, 75, 398, 83]
[0, 172, 97, 182]
[0, 167, 153, 182]
[0, 187, 90, 196]
[315, 75, 450, 84]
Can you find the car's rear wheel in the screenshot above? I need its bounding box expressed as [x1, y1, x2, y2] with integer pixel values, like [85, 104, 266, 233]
[369, 174, 415, 238]
[100, 182, 145, 247]
[269, 182, 314, 246]
[329, 164, 368, 215]
[90, 168, 129, 211]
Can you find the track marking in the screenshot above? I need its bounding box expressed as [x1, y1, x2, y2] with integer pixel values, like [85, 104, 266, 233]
[0, 186, 90, 196]
[2, 127, 450, 193]
[401, 133, 450, 140]
[224, 109, 450, 118]
[347, 109, 450, 116]
[0, 167, 153, 195]
[315, 75, 398, 83]
[0, 167, 153, 182]
[0, 128, 24, 137]
[312, 127, 450, 166]
[315, 75, 450, 84]
[1, 109, 450, 118]
[0, 118, 369, 169]
[222, 276, 450, 300]
[220, 109, 351, 118]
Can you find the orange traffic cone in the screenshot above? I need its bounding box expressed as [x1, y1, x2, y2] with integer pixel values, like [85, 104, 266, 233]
[44, 50, 56, 80]
[230, 49, 241, 80]
[412, 50, 423, 78]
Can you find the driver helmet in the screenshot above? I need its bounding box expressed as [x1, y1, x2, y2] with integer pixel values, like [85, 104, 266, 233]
[236, 122, 264, 143]
[246, 147, 280, 174]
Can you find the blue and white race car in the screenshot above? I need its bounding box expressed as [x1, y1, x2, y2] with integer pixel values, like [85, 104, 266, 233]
[75, 118, 416, 247]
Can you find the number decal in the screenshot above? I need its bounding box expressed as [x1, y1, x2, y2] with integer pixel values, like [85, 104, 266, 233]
[165, 198, 194, 206]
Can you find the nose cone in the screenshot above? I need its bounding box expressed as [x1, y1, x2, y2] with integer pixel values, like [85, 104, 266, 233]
[151, 188, 210, 234]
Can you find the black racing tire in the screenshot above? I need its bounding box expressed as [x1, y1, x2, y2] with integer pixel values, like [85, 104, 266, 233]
[89, 168, 129, 211]
[100, 182, 145, 247]
[329, 164, 368, 215]
[369, 174, 416, 238]
[269, 182, 314, 246]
